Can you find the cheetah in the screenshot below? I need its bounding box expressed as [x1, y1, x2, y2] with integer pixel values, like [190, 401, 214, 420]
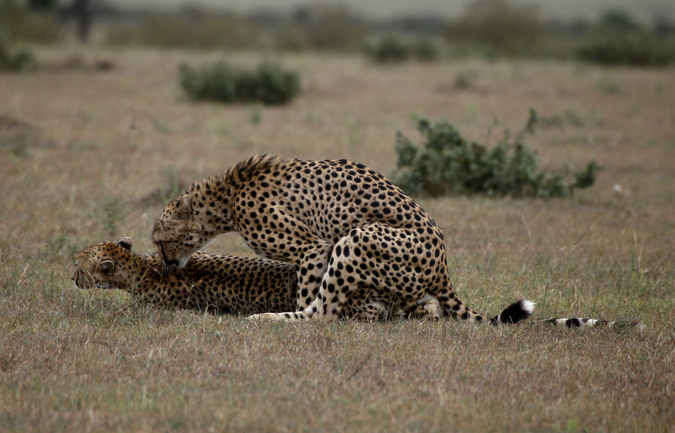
[72, 237, 439, 319]
[72, 237, 297, 314]
[151, 155, 537, 323]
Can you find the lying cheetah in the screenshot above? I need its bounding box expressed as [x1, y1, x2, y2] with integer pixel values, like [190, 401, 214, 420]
[151, 155, 535, 323]
[72, 237, 296, 314]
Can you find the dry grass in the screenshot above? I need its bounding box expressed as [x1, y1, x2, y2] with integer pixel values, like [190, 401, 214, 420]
[1, 48, 673, 432]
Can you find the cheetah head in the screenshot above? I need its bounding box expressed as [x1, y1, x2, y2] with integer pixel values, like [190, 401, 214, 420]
[152, 194, 211, 274]
[72, 237, 136, 290]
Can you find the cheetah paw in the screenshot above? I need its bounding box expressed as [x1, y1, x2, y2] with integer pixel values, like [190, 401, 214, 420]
[247, 312, 287, 321]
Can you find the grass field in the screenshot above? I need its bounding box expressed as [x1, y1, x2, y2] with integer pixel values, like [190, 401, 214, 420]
[1, 48, 673, 432]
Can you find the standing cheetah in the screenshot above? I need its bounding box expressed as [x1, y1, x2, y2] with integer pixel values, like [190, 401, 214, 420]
[152, 155, 533, 323]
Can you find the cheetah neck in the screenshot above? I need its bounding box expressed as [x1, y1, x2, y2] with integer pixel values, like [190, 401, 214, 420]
[185, 176, 235, 235]
[185, 155, 290, 236]
[117, 251, 163, 295]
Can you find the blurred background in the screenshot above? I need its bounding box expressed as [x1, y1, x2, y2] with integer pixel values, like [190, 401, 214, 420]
[2, 0, 675, 64]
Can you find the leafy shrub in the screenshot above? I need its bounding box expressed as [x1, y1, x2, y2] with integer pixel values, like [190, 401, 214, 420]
[364, 36, 441, 63]
[364, 37, 408, 63]
[0, 46, 34, 71]
[409, 39, 441, 61]
[392, 112, 599, 198]
[179, 59, 300, 105]
[0, 28, 35, 72]
[576, 31, 675, 66]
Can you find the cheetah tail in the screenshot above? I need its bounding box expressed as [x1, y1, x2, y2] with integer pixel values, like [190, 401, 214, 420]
[489, 299, 536, 325]
[544, 317, 642, 328]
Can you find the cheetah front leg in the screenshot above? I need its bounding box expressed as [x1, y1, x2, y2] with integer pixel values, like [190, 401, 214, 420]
[248, 238, 334, 321]
[248, 259, 341, 321]
[249, 232, 361, 321]
[293, 240, 334, 310]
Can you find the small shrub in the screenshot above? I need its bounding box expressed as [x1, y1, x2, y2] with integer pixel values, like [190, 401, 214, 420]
[0, 24, 35, 72]
[596, 74, 620, 94]
[248, 104, 262, 125]
[0, 115, 42, 158]
[392, 111, 599, 199]
[454, 70, 474, 89]
[577, 31, 675, 66]
[0, 45, 35, 71]
[409, 39, 441, 61]
[179, 59, 300, 105]
[365, 36, 409, 63]
[364, 36, 441, 63]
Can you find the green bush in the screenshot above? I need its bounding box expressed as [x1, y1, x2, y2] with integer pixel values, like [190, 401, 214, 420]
[179, 59, 300, 105]
[364, 37, 408, 63]
[364, 36, 441, 63]
[0, 46, 34, 71]
[576, 31, 675, 66]
[0, 24, 35, 71]
[392, 112, 599, 199]
[409, 39, 441, 61]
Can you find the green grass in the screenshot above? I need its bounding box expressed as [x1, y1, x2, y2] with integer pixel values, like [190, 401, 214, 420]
[0, 48, 673, 432]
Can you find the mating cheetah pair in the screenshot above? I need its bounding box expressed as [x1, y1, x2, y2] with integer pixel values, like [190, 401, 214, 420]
[73, 155, 618, 327]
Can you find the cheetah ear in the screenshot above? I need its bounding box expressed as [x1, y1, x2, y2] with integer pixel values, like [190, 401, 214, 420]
[176, 195, 192, 217]
[99, 260, 115, 274]
[117, 237, 134, 251]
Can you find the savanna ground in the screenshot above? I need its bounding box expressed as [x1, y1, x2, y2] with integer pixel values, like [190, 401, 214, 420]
[0, 48, 673, 432]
